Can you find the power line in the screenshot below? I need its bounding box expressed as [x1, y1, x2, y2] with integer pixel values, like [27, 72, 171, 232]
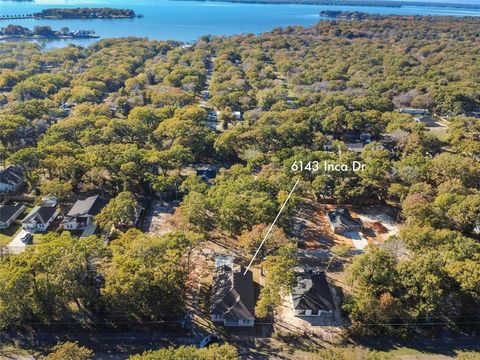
[244, 178, 300, 275]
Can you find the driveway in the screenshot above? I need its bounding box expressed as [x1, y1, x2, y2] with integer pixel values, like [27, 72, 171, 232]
[140, 201, 178, 235]
[344, 231, 368, 250]
[7, 229, 28, 254]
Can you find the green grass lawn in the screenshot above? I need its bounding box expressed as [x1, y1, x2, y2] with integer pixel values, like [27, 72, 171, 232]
[0, 223, 22, 247]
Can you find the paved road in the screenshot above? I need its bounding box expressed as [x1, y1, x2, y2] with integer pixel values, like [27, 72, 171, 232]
[0, 330, 199, 359]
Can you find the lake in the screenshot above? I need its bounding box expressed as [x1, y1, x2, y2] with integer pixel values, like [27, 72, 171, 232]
[1, 0, 480, 48]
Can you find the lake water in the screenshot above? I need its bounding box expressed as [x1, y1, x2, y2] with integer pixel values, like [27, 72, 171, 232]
[1, 0, 480, 48]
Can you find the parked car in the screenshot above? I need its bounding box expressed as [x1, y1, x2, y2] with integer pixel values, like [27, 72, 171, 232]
[20, 232, 33, 244]
[199, 333, 219, 348]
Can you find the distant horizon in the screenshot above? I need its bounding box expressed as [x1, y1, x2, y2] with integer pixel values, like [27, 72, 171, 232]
[4, 0, 480, 3]
[2, 0, 480, 7]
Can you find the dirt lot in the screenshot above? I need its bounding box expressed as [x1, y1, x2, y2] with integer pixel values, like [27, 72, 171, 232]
[351, 205, 401, 246]
[293, 202, 400, 250]
[140, 201, 178, 235]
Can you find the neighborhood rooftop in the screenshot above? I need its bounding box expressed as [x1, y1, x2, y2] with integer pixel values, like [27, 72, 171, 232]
[22, 206, 57, 226]
[65, 195, 107, 219]
[211, 265, 255, 322]
[291, 272, 335, 313]
[0, 203, 24, 223]
[0, 166, 24, 186]
[327, 208, 362, 232]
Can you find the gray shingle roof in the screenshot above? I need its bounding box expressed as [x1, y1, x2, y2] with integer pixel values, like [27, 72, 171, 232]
[0, 166, 24, 186]
[66, 195, 107, 219]
[327, 208, 362, 231]
[211, 266, 255, 321]
[291, 272, 335, 312]
[0, 203, 23, 223]
[22, 206, 57, 225]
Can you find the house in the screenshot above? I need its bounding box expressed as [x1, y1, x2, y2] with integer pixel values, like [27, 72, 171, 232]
[0, 203, 25, 229]
[232, 111, 242, 121]
[291, 271, 336, 319]
[215, 110, 242, 121]
[63, 195, 108, 231]
[22, 205, 59, 232]
[196, 165, 218, 181]
[399, 108, 430, 116]
[414, 115, 439, 127]
[345, 142, 365, 154]
[360, 132, 372, 144]
[322, 135, 335, 151]
[210, 265, 255, 327]
[327, 208, 363, 234]
[72, 30, 94, 37]
[0, 166, 25, 193]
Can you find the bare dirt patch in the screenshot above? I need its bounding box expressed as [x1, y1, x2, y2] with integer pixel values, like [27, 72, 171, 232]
[141, 201, 178, 235]
[293, 202, 400, 250]
[350, 205, 400, 246]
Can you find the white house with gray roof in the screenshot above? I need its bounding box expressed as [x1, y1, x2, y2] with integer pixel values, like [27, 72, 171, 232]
[22, 205, 59, 232]
[63, 195, 108, 231]
[0, 166, 25, 193]
[0, 203, 25, 229]
[291, 271, 336, 319]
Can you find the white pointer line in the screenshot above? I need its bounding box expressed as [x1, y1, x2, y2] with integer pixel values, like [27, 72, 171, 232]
[244, 178, 300, 275]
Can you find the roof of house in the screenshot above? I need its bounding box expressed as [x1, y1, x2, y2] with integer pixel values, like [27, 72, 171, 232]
[399, 108, 429, 115]
[0, 203, 24, 223]
[22, 206, 57, 225]
[211, 265, 255, 321]
[291, 272, 335, 312]
[327, 208, 362, 230]
[345, 142, 365, 153]
[414, 115, 439, 127]
[65, 195, 107, 220]
[0, 166, 24, 186]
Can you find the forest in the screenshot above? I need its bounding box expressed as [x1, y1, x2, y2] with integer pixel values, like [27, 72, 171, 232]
[0, 14, 478, 343]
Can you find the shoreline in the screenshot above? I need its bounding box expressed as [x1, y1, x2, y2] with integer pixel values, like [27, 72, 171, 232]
[0, 34, 100, 41]
[169, 0, 480, 10]
[0, 16, 140, 20]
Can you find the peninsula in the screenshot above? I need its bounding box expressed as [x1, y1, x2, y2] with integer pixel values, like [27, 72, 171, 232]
[319, 11, 384, 20]
[0, 24, 99, 41]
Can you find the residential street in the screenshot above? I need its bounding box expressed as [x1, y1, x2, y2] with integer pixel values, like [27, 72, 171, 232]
[0, 330, 199, 360]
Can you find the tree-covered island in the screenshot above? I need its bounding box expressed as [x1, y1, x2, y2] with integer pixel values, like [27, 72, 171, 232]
[32, 8, 138, 19]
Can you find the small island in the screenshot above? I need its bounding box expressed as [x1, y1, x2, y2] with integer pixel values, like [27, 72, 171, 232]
[0, 24, 99, 41]
[0, 8, 141, 21]
[33, 8, 139, 19]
